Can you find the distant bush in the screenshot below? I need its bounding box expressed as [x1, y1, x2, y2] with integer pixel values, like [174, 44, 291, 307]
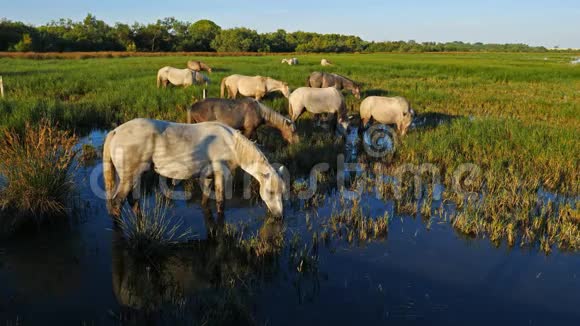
[0, 120, 77, 223]
[0, 15, 550, 53]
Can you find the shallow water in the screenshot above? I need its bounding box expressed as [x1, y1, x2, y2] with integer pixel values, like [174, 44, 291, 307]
[1, 130, 579, 325]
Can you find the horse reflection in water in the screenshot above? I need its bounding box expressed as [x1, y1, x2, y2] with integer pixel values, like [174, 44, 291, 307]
[110, 216, 284, 324]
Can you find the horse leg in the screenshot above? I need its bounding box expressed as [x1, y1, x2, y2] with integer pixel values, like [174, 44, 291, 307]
[126, 190, 140, 216]
[313, 113, 320, 127]
[200, 177, 218, 233]
[330, 114, 338, 134]
[111, 176, 135, 219]
[361, 117, 370, 128]
[213, 170, 226, 225]
[201, 177, 213, 211]
[291, 106, 304, 122]
[399, 122, 409, 136]
[202, 208, 217, 237]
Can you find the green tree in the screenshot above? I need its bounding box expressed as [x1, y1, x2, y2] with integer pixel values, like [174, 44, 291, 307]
[133, 20, 172, 52]
[0, 19, 37, 51]
[113, 23, 135, 51]
[184, 19, 221, 51]
[211, 27, 261, 52]
[263, 29, 292, 52]
[11, 33, 33, 51]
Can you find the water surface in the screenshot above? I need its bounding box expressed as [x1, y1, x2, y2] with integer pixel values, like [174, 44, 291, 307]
[0, 130, 579, 325]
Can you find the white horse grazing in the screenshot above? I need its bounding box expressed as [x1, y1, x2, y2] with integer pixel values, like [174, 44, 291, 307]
[321, 59, 333, 66]
[157, 66, 210, 88]
[281, 58, 298, 65]
[103, 118, 286, 218]
[360, 96, 415, 135]
[288, 87, 349, 131]
[221, 74, 290, 100]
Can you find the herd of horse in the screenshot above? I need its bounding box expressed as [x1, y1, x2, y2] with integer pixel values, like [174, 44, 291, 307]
[106, 58, 416, 221]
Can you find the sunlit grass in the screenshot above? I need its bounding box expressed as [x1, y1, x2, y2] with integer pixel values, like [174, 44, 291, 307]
[0, 120, 77, 222]
[0, 52, 577, 250]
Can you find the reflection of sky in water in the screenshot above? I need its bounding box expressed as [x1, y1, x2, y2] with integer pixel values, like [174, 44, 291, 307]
[0, 129, 579, 324]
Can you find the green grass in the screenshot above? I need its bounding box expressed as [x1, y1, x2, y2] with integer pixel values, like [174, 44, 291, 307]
[0, 52, 578, 247]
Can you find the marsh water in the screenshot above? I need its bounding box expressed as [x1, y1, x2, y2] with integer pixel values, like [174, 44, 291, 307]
[1, 130, 579, 325]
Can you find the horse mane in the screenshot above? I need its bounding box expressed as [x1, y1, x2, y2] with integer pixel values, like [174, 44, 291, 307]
[231, 129, 270, 170]
[333, 73, 358, 88]
[255, 101, 293, 131]
[266, 77, 286, 87]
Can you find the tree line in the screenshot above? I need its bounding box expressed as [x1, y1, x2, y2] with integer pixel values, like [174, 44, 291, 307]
[0, 14, 548, 53]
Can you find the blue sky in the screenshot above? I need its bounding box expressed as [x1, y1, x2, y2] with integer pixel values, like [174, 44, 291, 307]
[3, 0, 579, 48]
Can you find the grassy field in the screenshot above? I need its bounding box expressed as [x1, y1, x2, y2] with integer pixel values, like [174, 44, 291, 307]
[0, 52, 579, 248]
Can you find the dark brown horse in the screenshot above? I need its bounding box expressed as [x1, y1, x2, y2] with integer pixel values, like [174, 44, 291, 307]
[306, 72, 361, 99]
[187, 98, 299, 144]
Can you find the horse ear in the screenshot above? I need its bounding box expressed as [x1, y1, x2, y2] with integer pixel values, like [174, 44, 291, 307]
[277, 166, 286, 176]
[285, 119, 296, 131]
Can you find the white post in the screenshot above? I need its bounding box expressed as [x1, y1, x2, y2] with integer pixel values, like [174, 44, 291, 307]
[203, 88, 206, 99]
[0, 76, 4, 98]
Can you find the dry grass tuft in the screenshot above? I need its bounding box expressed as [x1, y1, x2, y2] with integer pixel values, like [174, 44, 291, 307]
[0, 119, 77, 221]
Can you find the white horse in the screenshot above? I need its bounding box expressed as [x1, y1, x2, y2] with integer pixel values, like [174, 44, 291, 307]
[186, 60, 213, 73]
[360, 96, 415, 135]
[321, 59, 333, 66]
[157, 66, 210, 88]
[103, 118, 286, 218]
[288, 87, 349, 131]
[220, 74, 290, 100]
[281, 58, 299, 65]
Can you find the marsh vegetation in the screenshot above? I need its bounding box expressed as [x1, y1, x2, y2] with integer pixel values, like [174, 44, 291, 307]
[0, 52, 578, 324]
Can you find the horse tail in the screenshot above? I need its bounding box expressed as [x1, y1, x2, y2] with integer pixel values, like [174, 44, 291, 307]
[103, 131, 117, 214]
[359, 99, 372, 127]
[305, 75, 311, 87]
[220, 77, 227, 98]
[156, 70, 162, 88]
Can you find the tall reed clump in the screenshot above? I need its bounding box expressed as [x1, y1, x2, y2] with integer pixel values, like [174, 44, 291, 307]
[0, 120, 77, 223]
[119, 192, 191, 256]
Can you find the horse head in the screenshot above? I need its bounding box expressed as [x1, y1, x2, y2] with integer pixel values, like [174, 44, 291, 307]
[258, 165, 287, 218]
[282, 83, 290, 98]
[352, 86, 361, 99]
[281, 119, 299, 144]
